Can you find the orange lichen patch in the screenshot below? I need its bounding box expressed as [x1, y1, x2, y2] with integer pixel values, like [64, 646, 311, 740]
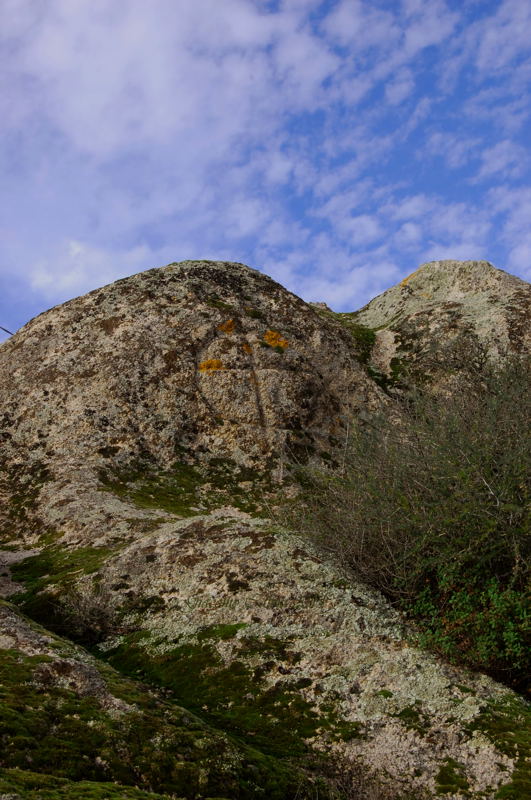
[198, 358, 224, 373]
[263, 329, 289, 349]
[242, 342, 252, 354]
[400, 267, 422, 287]
[218, 318, 235, 334]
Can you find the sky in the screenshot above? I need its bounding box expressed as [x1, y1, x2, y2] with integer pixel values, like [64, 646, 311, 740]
[1, 0, 530, 339]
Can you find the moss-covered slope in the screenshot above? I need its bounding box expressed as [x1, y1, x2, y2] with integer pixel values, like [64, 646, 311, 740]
[0, 602, 325, 799]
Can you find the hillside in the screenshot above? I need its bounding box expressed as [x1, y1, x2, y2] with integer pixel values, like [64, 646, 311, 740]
[0, 259, 529, 800]
[349, 259, 529, 387]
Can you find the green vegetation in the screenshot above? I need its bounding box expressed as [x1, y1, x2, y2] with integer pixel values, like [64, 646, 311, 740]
[260, 340, 287, 354]
[196, 622, 248, 641]
[467, 697, 531, 800]
[312, 306, 417, 393]
[10, 546, 113, 643]
[244, 305, 266, 320]
[206, 295, 236, 313]
[98, 458, 269, 516]
[391, 704, 429, 735]
[99, 460, 205, 516]
[0, 769, 175, 799]
[106, 630, 359, 760]
[285, 358, 530, 691]
[313, 308, 376, 365]
[435, 759, 470, 795]
[366, 357, 408, 394]
[11, 547, 110, 592]
[0, 649, 214, 794]
[340, 319, 377, 364]
[0, 643, 323, 799]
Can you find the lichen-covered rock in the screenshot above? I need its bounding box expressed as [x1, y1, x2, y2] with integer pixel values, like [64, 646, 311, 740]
[0, 600, 323, 799]
[67, 512, 526, 799]
[0, 259, 529, 799]
[0, 259, 382, 553]
[349, 259, 530, 386]
[0, 260, 378, 478]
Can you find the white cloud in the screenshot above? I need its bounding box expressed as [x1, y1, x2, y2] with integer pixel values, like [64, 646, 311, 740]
[396, 96, 431, 139]
[429, 203, 490, 243]
[339, 214, 382, 245]
[462, 85, 530, 133]
[222, 197, 271, 239]
[425, 132, 481, 169]
[421, 240, 489, 264]
[473, 0, 531, 73]
[385, 68, 415, 105]
[387, 194, 435, 221]
[300, 259, 402, 310]
[312, 183, 375, 220]
[402, 2, 457, 57]
[273, 28, 340, 105]
[262, 151, 294, 185]
[322, 0, 399, 51]
[507, 237, 531, 278]
[487, 186, 531, 278]
[475, 139, 527, 181]
[1, 0, 309, 161]
[489, 186, 531, 234]
[0, 0, 529, 326]
[29, 239, 160, 299]
[394, 221, 422, 248]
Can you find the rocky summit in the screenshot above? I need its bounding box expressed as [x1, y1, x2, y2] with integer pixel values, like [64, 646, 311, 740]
[351, 259, 529, 388]
[0, 259, 529, 800]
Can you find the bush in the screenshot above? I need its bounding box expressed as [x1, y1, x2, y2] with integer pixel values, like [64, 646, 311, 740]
[288, 358, 530, 691]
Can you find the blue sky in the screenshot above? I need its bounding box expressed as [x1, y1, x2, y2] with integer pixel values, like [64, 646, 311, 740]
[1, 0, 530, 339]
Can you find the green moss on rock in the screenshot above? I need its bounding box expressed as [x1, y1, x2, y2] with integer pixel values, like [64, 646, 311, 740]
[312, 308, 376, 365]
[106, 633, 323, 759]
[0, 644, 322, 800]
[467, 697, 531, 800]
[10, 547, 113, 640]
[0, 768, 175, 800]
[98, 460, 268, 516]
[435, 758, 470, 795]
[392, 703, 430, 735]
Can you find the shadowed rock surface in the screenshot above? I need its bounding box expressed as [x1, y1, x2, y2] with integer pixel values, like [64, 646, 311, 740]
[0, 259, 529, 799]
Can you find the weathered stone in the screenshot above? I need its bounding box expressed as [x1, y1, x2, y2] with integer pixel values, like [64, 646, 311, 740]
[352, 259, 530, 386]
[0, 259, 529, 799]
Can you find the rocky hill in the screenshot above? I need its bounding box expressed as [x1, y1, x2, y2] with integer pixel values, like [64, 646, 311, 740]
[345, 259, 529, 388]
[0, 259, 529, 800]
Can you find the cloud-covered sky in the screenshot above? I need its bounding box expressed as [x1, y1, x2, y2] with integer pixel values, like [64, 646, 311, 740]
[1, 0, 530, 337]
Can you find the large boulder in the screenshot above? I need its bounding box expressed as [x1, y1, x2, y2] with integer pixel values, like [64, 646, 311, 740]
[0, 260, 379, 476]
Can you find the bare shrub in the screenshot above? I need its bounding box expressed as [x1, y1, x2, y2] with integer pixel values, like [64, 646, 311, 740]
[286, 357, 530, 690]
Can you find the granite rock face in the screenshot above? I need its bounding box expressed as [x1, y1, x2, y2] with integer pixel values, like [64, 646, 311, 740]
[0, 260, 529, 800]
[0, 260, 378, 476]
[352, 259, 530, 386]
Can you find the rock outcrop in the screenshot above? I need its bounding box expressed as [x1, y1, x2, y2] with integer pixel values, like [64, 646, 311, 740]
[0, 260, 379, 474]
[351, 259, 530, 386]
[0, 259, 529, 800]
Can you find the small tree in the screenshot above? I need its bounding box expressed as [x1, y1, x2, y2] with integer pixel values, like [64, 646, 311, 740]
[289, 357, 530, 690]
